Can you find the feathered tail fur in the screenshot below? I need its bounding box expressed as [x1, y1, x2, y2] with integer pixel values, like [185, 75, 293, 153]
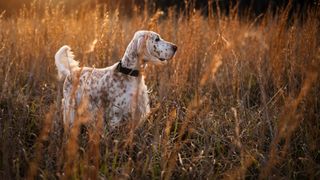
[55, 45, 79, 80]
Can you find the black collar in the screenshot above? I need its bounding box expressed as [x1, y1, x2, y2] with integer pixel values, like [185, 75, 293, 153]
[116, 61, 139, 77]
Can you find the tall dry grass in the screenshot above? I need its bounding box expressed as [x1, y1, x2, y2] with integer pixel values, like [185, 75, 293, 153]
[0, 1, 319, 179]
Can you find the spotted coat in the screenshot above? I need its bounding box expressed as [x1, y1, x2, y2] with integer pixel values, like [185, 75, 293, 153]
[55, 30, 177, 127]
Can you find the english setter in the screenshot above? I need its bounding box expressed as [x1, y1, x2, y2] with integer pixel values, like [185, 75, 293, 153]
[55, 30, 177, 127]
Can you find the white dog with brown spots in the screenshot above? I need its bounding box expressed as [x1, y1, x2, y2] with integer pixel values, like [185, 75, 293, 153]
[55, 30, 177, 128]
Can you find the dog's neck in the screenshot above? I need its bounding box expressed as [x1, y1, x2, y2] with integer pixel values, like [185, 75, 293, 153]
[119, 54, 147, 77]
[121, 55, 139, 69]
[120, 33, 149, 72]
[121, 49, 147, 73]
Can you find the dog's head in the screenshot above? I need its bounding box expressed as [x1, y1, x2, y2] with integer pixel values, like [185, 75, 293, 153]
[131, 30, 177, 64]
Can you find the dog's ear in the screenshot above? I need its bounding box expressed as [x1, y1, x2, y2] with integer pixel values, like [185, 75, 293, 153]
[136, 34, 147, 54]
[126, 32, 149, 59]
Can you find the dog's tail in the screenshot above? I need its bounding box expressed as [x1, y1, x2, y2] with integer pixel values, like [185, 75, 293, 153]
[55, 45, 79, 80]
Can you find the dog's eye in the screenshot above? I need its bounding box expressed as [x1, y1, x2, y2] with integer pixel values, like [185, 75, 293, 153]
[155, 37, 160, 42]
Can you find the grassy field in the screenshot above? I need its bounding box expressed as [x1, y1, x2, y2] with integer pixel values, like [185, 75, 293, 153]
[0, 1, 319, 179]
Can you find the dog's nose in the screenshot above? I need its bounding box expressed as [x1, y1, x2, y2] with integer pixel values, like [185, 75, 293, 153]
[172, 45, 178, 52]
